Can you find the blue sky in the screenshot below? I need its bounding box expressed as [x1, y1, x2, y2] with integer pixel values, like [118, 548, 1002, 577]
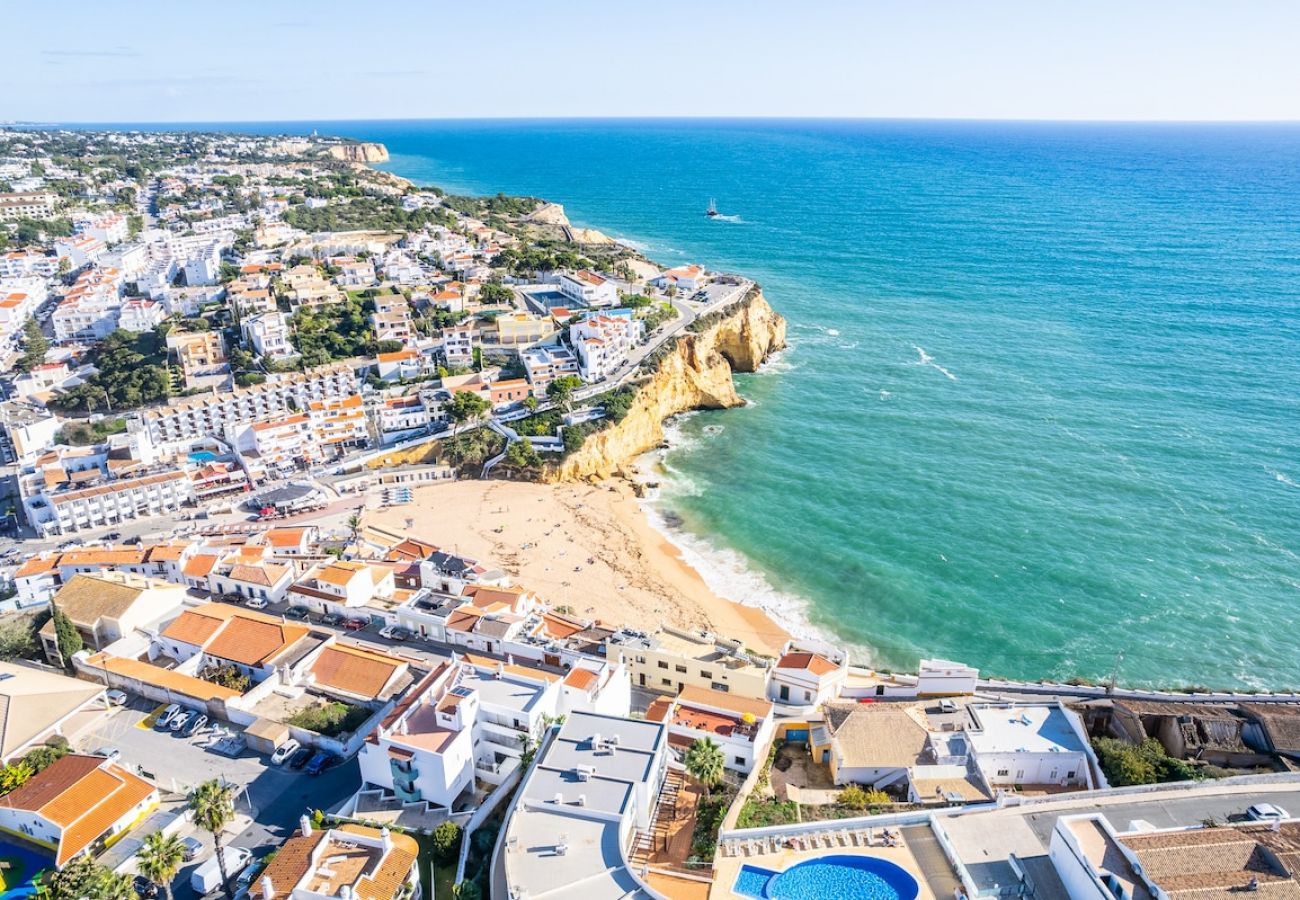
[7, 0, 1300, 122]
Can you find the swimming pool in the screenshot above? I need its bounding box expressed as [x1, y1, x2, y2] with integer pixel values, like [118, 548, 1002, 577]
[189, 450, 218, 462]
[733, 855, 921, 900]
[0, 840, 55, 897]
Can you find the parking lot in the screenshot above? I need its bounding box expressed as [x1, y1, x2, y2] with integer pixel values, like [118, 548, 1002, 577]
[77, 697, 361, 897]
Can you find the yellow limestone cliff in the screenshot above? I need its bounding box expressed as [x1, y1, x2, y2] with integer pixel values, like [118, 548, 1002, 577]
[328, 142, 390, 163]
[547, 290, 786, 482]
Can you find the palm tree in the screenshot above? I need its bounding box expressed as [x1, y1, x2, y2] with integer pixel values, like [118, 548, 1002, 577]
[189, 779, 237, 898]
[346, 511, 362, 545]
[683, 737, 726, 796]
[138, 831, 186, 900]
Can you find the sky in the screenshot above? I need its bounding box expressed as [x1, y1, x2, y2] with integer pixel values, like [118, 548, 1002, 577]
[7, 0, 1300, 123]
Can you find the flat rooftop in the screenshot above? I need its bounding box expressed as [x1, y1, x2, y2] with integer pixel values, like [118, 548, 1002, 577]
[967, 704, 1086, 755]
[459, 667, 547, 715]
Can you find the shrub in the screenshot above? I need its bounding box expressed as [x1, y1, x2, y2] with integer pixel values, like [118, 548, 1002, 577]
[287, 701, 370, 737]
[1092, 737, 1195, 786]
[431, 821, 462, 864]
[837, 785, 890, 810]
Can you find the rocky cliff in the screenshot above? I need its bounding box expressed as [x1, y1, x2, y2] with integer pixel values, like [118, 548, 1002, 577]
[328, 142, 390, 163]
[546, 290, 786, 482]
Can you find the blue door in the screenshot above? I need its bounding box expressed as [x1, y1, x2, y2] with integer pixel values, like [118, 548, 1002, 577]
[785, 728, 809, 743]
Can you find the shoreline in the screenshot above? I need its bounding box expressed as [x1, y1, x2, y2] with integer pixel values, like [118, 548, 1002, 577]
[363, 479, 791, 658]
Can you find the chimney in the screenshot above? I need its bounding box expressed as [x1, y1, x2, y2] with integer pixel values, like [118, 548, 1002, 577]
[300, 813, 313, 837]
[261, 875, 275, 900]
[381, 826, 393, 853]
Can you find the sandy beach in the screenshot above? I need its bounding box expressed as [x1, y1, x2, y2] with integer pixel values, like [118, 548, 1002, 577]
[364, 479, 790, 658]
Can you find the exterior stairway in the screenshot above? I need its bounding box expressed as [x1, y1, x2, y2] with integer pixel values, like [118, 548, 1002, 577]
[630, 768, 687, 868]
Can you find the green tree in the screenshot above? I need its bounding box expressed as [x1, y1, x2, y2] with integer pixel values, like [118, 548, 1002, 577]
[0, 759, 34, 794]
[430, 821, 462, 864]
[452, 879, 482, 900]
[477, 282, 513, 305]
[138, 831, 186, 900]
[346, 512, 363, 544]
[35, 855, 134, 900]
[522, 395, 538, 412]
[202, 664, 251, 693]
[446, 390, 490, 424]
[683, 737, 726, 796]
[546, 375, 583, 412]
[50, 602, 82, 666]
[0, 614, 38, 660]
[15, 317, 49, 372]
[837, 784, 890, 810]
[189, 779, 237, 898]
[1091, 737, 1193, 787]
[504, 439, 540, 470]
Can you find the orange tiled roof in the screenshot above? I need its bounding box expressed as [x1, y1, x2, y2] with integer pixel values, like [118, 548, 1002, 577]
[161, 608, 226, 646]
[776, 652, 840, 677]
[310, 645, 403, 699]
[207, 615, 308, 667]
[0, 754, 156, 865]
[564, 667, 599, 692]
[182, 554, 220, 579]
[88, 653, 242, 702]
[676, 684, 773, 720]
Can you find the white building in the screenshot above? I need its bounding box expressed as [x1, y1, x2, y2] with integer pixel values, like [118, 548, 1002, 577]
[647, 685, 775, 773]
[559, 269, 618, 308]
[569, 311, 644, 381]
[182, 241, 221, 286]
[0, 250, 57, 279]
[768, 641, 849, 707]
[965, 702, 1102, 791]
[495, 712, 671, 900]
[652, 264, 706, 294]
[242, 310, 296, 361]
[258, 820, 420, 900]
[22, 467, 194, 537]
[51, 267, 124, 343]
[0, 191, 56, 221]
[520, 344, 580, 393]
[117, 298, 165, 333]
[441, 323, 475, 368]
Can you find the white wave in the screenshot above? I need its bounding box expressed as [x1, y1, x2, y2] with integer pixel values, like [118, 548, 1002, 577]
[826, 328, 840, 337]
[755, 348, 798, 375]
[1271, 469, 1298, 489]
[613, 237, 650, 252]
[639, 498, 836, 646]
[879, 389, 892, 400]
[710, 214, 743, 223]
[913, 345, 958, 381]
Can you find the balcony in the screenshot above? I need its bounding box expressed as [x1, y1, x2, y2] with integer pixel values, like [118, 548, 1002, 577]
[393, 781, 422, 804]
[390, 758, 419, 780]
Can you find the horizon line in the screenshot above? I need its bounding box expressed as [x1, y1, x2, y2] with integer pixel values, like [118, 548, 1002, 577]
[10, 114, 1300, 127]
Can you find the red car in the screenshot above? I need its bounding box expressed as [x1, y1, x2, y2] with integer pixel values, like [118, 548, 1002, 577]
[344, 618, 367, 631]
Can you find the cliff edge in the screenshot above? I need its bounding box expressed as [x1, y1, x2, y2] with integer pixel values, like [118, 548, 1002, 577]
[546, 290, 786, 482]
[328, 142, 390, 163]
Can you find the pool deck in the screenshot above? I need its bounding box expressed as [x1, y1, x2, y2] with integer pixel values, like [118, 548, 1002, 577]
[709, 833, 936, 900]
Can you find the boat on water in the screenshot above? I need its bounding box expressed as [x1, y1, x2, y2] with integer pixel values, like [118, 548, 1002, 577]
[706, 198, 719, 218]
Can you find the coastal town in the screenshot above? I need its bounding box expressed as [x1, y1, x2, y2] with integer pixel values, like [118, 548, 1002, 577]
[1, 127, 1300, 900]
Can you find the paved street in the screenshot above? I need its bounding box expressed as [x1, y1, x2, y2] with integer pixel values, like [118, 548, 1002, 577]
[76, 700, 361, 897]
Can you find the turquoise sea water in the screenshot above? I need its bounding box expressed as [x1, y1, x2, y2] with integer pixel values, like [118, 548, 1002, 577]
[135, 119, 1300, 688]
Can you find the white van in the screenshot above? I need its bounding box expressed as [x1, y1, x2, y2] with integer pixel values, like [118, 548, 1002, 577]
[190, 846, 251, 895]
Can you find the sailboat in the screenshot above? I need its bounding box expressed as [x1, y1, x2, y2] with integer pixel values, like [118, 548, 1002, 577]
[706, 198, 719, 218]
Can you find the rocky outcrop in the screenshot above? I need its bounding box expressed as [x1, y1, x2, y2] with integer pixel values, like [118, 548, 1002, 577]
[546, 290, 786, 482]
[328, 142, 389, 163]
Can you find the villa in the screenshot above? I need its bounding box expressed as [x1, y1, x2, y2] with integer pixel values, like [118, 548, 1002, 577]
[493, 711, 671, 900]
[40, 572, 188, 667]
[258, 819, 420, 900]
[647, 685, 776, 773]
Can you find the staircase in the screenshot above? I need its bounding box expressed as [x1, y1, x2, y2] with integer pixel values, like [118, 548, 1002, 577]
[630, 769, 687, 868]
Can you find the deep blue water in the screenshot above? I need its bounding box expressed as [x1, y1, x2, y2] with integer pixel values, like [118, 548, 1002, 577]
[88, 119, 1300, 688]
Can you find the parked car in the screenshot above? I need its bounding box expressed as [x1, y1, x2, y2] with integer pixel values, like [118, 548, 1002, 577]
[344, 618, 367, 631]
[169, 710, 193, 733]
[319, 612, 345, 626]
[1247, 803, 1291, 822]
[93, 746, 121, 763]
[190, 846, 251, 895]
[305, 752, 336, 775]
[284, 606, 311, 620]
[184, 713, 208, 737]
[288, 746, 315, 769]
[180, 836, 204, 861]
[245, 597, 268, 610]
[271, 738, 301, 766]
[132, 874, 158, 898]
[104, 531, 122, 542]
[105, 689, 128, 706]
[155, 703, 181, 730]
[378, 625, 407, 640]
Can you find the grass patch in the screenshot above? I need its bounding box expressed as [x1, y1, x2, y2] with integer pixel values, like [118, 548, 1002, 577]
[285, 701, 370, 737]
[689, 789, 736, 862]
[737, 797, 800, 829]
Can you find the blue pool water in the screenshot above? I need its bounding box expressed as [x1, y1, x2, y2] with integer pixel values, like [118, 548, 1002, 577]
[189, 450, 218, 462]
[0, 840, 54, 897]
[734, 855, 921, 900]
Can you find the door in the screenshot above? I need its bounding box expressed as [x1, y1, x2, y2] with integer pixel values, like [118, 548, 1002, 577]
[779, 685, 790, 702]
[639, 673, 646, 687]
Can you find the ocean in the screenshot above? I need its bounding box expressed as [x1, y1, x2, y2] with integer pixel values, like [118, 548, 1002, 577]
[136, 118, 1300, 689]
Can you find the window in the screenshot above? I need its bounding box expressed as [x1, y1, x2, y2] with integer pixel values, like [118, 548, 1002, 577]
[735, 756, 745, 766]
[997, 769, 1009, 777]
[711, 682, 730, 693]
[804, 690, 812, 702]
[675, 665, 687, 674]
[657, 661, 668, 670]
[700, 671, 712, 680]
[1067, 771, 1076, 779]
[636, 656, 645, 664]
[661, 678, 672, 686]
